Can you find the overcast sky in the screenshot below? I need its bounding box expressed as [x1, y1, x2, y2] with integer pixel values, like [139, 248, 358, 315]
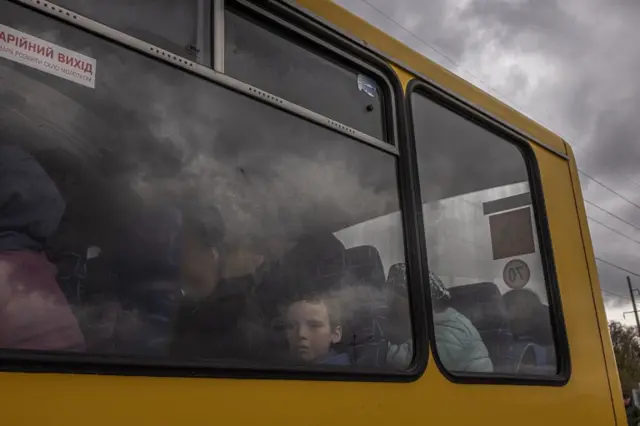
[334, 0, 640, 325]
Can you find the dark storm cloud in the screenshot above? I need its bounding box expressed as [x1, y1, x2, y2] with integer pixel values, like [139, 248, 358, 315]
[335, 0, 640, 315]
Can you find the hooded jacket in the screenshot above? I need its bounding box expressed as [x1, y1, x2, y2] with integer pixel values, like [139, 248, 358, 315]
[0, 146, 84, 351]
[433, 307, 494, 373]
[387, 272, 493, 373]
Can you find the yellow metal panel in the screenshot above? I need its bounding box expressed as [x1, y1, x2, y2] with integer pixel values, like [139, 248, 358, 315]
[533, 143, 617, 425]
[565, 142, 626, 425]
[392, 65, 412, 91]
[296, 0, 567, 155]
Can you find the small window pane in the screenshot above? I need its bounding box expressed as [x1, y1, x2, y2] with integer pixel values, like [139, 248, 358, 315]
[225, 10, 386, 141]
[0, 2, 412, 373]
[412, 92, 558, 377]
[50, 0, 201, 61]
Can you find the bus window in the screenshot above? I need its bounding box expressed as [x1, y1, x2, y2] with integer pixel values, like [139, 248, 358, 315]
[225, 9, 387, 142]
[411, 90, 559, 377]
[48, 0, 204, 62]
[0, 1, 411, 374]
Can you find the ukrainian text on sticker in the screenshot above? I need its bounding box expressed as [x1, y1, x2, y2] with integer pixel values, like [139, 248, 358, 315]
[0, 24, 97, 88]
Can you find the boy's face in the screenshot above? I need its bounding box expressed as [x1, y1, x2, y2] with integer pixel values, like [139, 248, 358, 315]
[285, 300, 341, 362]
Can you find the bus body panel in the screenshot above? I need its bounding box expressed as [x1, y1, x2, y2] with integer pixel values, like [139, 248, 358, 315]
[0, 1, 623, 425]
[565, 142, 626, 425]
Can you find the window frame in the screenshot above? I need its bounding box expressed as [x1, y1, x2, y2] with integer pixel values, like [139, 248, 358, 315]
[0, 0, 428, 382]
[406, 78, 571, 386]
[225, 0, 397, 145]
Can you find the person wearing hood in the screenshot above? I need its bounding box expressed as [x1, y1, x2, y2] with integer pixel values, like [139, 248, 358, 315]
[386, 270, 493, 373]
[170, 198, 257, 361]
[0, 145, 85, 351]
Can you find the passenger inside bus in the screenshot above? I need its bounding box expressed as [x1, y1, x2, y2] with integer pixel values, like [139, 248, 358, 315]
[432, 274, 494, 374]
[502, 288, 556, 374]
[259, 232, 390, 367]
[285, 295, 349, 365]
[385, 265, 493, 373]
[0, 0, 413, 367]
[170, 199, 258, 361]
[0, 145, 85, 352]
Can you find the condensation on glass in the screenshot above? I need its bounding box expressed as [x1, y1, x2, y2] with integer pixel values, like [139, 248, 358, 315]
[412, 92, 558, 377]
[225, 9, 387, 141]
[0, 1, 413, 372]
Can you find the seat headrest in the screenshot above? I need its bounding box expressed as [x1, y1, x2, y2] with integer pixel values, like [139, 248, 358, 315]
[344, 245, 385, 288]
[503, 289, 553, 344]
[448, 282, 509, 331]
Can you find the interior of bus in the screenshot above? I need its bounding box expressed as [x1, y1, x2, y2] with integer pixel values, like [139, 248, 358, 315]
[0, 0, 562, 377]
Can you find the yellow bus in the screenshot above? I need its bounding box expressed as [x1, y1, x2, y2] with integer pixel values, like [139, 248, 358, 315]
[0, 0, 624, 424]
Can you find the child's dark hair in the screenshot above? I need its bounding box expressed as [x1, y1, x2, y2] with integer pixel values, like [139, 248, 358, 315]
[288, 292, 342, 329]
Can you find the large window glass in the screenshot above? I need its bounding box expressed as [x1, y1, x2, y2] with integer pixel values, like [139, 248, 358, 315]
[49, 0, 203, 62]
[225, 9, 387, 141]
[0, 2, 412, 373]
[412, 91, 559, 377]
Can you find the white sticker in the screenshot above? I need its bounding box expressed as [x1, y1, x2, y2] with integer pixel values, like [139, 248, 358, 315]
[0, 24, 96, 88]
[503, 259, 531, 290]
[357, 74, 378, 98]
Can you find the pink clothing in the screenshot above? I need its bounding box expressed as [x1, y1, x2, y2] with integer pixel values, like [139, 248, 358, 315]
[0, 251, 85, 351]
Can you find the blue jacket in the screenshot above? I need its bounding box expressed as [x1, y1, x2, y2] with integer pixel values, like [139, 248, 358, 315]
[316, 350, 351, 366]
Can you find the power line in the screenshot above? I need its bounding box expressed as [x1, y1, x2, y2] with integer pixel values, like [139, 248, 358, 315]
[355, 0, 640, 222]
[588, 216, 640, 247]
[585, 200, 640, 235]
[579, 170, 640, 213]
[596, 257, 640, 280]
[573, 145, 640, 191]
[356, 0, 520, 110]
[602, 288, 630, 301]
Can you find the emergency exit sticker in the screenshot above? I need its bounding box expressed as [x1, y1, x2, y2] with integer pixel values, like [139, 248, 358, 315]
[0, 24, 96, 88]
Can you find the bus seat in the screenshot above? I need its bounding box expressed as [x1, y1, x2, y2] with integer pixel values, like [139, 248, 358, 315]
[338, 245, 389, 367]
[514, 341, 557, 375]
[502, 289, 554, 345]
[503, 289, 557, 374]
[448, 282, 515, 373]
[344, 245, 386, 288]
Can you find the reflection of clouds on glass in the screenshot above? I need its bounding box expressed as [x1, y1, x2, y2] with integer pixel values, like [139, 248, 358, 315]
[0, 2, 409, 364]
[0, 66, 104, 162]
[2, 4, 399, 252]
[121, 69, 397, 245]
[50, 0, 198, 58]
